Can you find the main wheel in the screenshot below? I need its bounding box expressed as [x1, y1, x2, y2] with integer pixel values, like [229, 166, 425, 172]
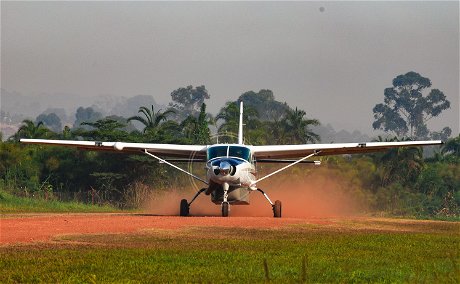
[222, 202, 229, 217]
[273, 200, 282, 218]
[180, 199, 189, 216]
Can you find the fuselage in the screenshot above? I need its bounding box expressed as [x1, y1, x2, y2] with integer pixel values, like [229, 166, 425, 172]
[205, 144, 256, 189]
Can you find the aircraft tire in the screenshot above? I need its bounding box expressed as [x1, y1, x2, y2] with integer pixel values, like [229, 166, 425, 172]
[180, 199, 189, 216]
[273, 200, 282, 218]
[222, 202, 229, 217]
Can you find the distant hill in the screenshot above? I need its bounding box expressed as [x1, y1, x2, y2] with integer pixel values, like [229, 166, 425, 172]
[1, 89, 163, 128]
[312, 124, 371, 143]
[1, 88, 374, 142]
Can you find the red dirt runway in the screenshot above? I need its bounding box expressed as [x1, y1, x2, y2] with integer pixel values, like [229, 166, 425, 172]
[0, 213, 322, 245]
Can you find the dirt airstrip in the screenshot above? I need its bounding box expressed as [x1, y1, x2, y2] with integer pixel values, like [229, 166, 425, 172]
[1, 214, 327, 245]
[0, 178, 364, 245]
[2, 213, 457, 246]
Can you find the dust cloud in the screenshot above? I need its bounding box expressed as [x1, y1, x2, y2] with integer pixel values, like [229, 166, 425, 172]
[143, 172, 366, 218]
[142, 188, 220, 216]
[231, 178, 363, 218]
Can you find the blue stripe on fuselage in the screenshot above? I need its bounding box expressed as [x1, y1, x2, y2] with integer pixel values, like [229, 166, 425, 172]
[209, 157, 247, 167]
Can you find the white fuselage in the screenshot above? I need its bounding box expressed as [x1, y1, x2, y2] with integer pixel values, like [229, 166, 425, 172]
[206, 158, 255, 187]
[205, 145, 257, 190]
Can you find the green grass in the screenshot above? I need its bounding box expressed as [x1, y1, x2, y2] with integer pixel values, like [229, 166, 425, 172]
[1, 221, 458, 283]
[0, 190, 118, 213]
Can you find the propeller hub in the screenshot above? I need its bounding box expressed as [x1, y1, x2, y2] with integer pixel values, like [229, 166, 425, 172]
[219, 161, 231, 176]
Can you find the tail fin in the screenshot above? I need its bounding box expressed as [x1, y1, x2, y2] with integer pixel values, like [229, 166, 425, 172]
[238, 101, 244, 144]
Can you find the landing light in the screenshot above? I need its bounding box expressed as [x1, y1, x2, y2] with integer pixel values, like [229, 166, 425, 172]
[113, 142, 124, 151]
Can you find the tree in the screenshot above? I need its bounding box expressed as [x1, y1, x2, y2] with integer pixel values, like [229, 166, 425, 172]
[282, 107, 320, 144]
[169, 85, 210, 120]
[195, 103, 211, 144]
[180, 103, 211, 144]
[216, 102, 242, 135]
[238, 89, 290, 121]
[61, 126, 72, 140]
[76, 118, 128, 141]
[105, 115, 137, 133]
[73, 107, 102, 129]
[13, 119, 54, 140]
[372, 136, 424, 187]
[431, 127, 453, 142]
[216, 102, 260, 143]
[155, 120, 184, 144]
[373, 71, 451, 139]
[127, 105, 175, 135]
[36, 113, 62, 133]
[441, 134, 460, 158]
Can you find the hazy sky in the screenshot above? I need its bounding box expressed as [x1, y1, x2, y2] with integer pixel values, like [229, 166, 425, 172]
[1, 1, 459, 135]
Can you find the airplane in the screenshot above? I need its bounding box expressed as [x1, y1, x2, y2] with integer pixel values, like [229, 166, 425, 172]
[20, 102, 443, 218]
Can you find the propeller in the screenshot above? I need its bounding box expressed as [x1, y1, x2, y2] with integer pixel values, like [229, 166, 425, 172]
[211, 160, 236, 176]
[219, 161, 231, 176]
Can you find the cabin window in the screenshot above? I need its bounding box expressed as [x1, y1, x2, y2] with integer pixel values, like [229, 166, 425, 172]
[207, 146, 228, 160]
[229, 146, 251, 162]
[207, 146, 251, 162]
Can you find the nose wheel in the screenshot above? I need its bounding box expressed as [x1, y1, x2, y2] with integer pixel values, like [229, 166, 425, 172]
[222, 202, 229, 217]
[220, 182, 230, 217]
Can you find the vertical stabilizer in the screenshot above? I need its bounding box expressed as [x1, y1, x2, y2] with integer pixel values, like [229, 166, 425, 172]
[238, 101, 244, 144]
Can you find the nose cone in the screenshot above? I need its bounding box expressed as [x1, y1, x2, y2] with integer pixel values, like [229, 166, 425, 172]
[219, 161, 231, 176]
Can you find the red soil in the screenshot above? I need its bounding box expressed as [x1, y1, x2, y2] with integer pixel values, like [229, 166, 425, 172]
[1, 171, 367, 245]
[0, 214, 330, 245]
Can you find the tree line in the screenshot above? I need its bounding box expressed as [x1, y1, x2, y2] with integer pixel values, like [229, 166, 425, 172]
[0, 71, 458, 218]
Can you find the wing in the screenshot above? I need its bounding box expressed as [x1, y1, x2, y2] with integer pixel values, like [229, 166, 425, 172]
[20, 139, 208, 158]
[251, 140, 443, 159]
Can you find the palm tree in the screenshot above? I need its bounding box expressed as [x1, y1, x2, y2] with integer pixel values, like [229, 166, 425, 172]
[441, 134, 460, 157]
[373, 136, 424, 186]
[14, 119, 54, 140]
[127, 105, 175, 134]
[180, 115, 198, 141]
[79, 118, 128, 141]
[282, 108, 320, 144]
[180, 103, 211, 144]
[266, 118, 287, 145]
[216, 102, 240, 135]
[216, 102, 259, 143]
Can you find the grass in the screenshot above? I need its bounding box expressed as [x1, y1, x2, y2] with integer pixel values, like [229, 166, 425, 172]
[0, 190, 118, 214]
[1, 219, 459, 283]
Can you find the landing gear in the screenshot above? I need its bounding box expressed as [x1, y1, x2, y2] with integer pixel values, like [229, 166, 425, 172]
[273, 200, 282, 218]
[222, 202, 229, 217]
[257, 188, 282, 218]
[179, 188, 206, 217]
[221, 183, 230, 217]
[180, 199, 189, 216]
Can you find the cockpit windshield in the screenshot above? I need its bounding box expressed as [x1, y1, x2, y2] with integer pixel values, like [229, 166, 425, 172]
[229, 146, 251, 161]
[207, 146, 251, 162]
[207, 146, 227, 160]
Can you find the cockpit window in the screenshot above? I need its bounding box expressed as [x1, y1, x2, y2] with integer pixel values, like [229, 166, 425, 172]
[229, 146, 251, 161]
[207, 146, 227, 160]
[207, 146, 251, 162]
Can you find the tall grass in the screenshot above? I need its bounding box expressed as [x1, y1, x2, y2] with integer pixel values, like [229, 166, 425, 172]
[0, 189, 118, 213]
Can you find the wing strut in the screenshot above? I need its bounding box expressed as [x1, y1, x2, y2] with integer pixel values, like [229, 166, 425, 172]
[251, 151, 321, 187]
[144, 150, 208, 185]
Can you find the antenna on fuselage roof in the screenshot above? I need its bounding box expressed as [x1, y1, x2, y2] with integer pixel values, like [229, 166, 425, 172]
[238, 101, 244, 145]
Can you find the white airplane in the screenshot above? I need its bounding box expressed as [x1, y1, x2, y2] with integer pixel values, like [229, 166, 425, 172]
[21, 102, 442, 217]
